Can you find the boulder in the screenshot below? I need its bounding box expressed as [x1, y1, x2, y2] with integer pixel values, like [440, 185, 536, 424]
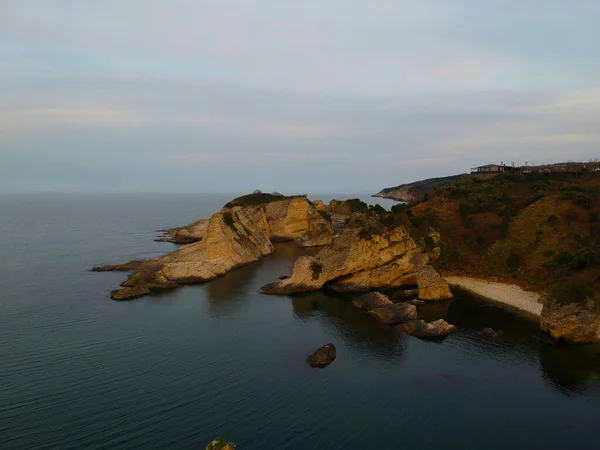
[540, 297, 600, 343]
[417, 266, 453, 301]
[353, 292, 393, 310]
[391, 288, 419, 299]
[368, 303, 418, 324]
[481, 328, 503, 338]
[401, 319, 456, 338]
[206, 438, 236, 450]
[406, 299, 426, 306]
[308, 343, 337, 368]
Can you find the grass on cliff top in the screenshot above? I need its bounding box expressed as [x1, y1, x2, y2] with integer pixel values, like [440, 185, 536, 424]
[225, 191, 305, 208]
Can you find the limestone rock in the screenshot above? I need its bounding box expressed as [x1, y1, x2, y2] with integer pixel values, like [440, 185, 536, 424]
[206, 438, 236, 450]
[262, 217, 428, 294]
[401, 319, 456, 338]
[96, 195, 333, 300]
[352, 292, 393, 310]
[540, 297, 600, 343]
[368, 303, 418, 324]
[165, 218, 209, 244]
[308, 343, 337, 368]
[312, 200, 327, 211]
[417, 265, 453, 301]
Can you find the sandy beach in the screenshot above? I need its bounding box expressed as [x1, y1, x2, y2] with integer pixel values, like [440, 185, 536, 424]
[445, 276, 543, 316]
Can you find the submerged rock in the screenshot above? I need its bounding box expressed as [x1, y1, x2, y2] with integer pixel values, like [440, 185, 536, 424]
[540, 297, 600, 343]
[401, 319, 456, 338]
[352, 292, 393, 310]
[368, 303, 418, 324]
[206, 438, 236, 450]
[417, 266, 453, 301]
[308, 343, 337, 368]
[481, 328, 503, 338]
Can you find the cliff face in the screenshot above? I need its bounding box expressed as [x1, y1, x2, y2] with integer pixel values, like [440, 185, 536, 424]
[374, 175, 463, 202]
[540, 297, 600, 343]
[261, 216, 450, 297]
[95, 196, 332, 300]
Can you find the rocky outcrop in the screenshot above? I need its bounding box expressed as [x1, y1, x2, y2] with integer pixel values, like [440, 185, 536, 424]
[353, 292, 393, 310]
[368, 303, 418, 324]
[96, 195, 333, 300]
[391, 288, 419, 299]
[540, 297, 600, 343]
[163, 218, 209, 244]
[374, 174, 462, 202]
[308, 343, 337, 368]
[481, 328, 503, 338]
[206, 438, 236, 450]
[417, 265, 453, 301]
[401, 319, 456, 338]
[262, 217, 430, 294]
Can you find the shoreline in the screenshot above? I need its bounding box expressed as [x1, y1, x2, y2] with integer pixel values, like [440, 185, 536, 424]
[444, 276, 543, 317]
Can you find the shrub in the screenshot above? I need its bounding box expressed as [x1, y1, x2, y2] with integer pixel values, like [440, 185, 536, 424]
[423, 236, 435, 250]
[476, 235, 486, 247]
[588, 211, 598, 223]
[458, 202, 472, 218]
[310, 261, 323, 280]
[573, 193, 594, 209]
[222, 212, 235, 228]
[535, 229, 543, 242]
[565, 211, 578, 222]
[506, 252, 520, 270]
[547, 215, 558, 225]
[550, 280, 594, 305]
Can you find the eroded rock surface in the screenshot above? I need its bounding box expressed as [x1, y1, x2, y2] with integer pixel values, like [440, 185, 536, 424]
[262, 217, 430, 294]
[353, 292, 393, 310]
[540, 297, 600, 343]
[96, 195, 332, 300]
[368, 303, 418, 324]
[417, 265, 453, 301]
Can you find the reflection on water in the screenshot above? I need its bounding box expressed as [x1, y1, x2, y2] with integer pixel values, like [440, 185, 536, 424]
[540, 344, 600, 395]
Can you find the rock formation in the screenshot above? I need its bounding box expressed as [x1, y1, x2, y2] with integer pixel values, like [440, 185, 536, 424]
[308, 343, 337, 368]
[353, 292, 394, 310]
[540, 297, 600, 343]
[481, 328, 503, 338]
[401, 319, 456, 338]
[417, 265, 453, 301]
[368, 303, 418, 324]
[94, 195, 333, 300]
[261, 216, 435, 295]
[163, 218, 210, 244]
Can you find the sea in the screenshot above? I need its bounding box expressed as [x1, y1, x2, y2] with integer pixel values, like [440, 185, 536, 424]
[1, 192, 600, 450]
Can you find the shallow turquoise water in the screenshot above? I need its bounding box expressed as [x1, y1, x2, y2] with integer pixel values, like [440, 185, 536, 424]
[1, 193, 599, 449]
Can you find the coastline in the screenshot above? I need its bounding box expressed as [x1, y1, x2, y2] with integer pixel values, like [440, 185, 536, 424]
[444, 276, 543, 317]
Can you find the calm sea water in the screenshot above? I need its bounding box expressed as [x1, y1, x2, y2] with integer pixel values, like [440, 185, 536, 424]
[1, 193, 600, 450]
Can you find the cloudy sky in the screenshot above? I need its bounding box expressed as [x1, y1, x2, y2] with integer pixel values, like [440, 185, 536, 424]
[1, 1, 599, 193]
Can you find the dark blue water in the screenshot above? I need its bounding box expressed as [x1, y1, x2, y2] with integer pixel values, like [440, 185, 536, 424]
[1, 193, 600, 450]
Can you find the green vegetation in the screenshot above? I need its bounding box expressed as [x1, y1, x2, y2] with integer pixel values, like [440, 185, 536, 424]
[310, 261, 323, 280]
[550, 280, 595, 306]
[506, 252, 520, 271]
[222, 212, 235, 228]
[225, 191, 303, 208]
[379, 174, 464, 200]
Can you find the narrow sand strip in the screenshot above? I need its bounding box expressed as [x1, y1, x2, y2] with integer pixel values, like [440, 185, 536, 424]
[445, 276, 543, 316]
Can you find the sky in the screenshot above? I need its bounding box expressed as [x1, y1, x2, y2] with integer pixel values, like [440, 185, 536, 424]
[1, 0, 599, 193]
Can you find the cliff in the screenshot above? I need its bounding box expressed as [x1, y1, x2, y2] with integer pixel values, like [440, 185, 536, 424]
[374, 175, 463, 202]
[388, 171, 600, 342]
[261, 215, 451, 298]
[94, 195, 333, 300]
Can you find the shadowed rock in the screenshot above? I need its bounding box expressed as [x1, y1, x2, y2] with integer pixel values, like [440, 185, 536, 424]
[353, 292, 393, 310]
[401, 319, 456, 338]
[391, 288, 419, 299]
[206, 438, 236, 450]
[308, 343, 337, 368]
[481, 327, 504, 338]
[540, 296, 600, 343]
[368, 303, 418, 324]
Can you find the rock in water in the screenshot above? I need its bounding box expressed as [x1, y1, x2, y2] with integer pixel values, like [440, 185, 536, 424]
[401, 319, 456, 338]
[540, 297, 600, 343]
[206, 438, 236, 450]
[353, 292, 393, 310]
[368, 303, 418, 324]
[308, 343, 337, 368]
[391, 288, 419, 299]
[481, 328, 503, 338]
[417, 266, 453, 301]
